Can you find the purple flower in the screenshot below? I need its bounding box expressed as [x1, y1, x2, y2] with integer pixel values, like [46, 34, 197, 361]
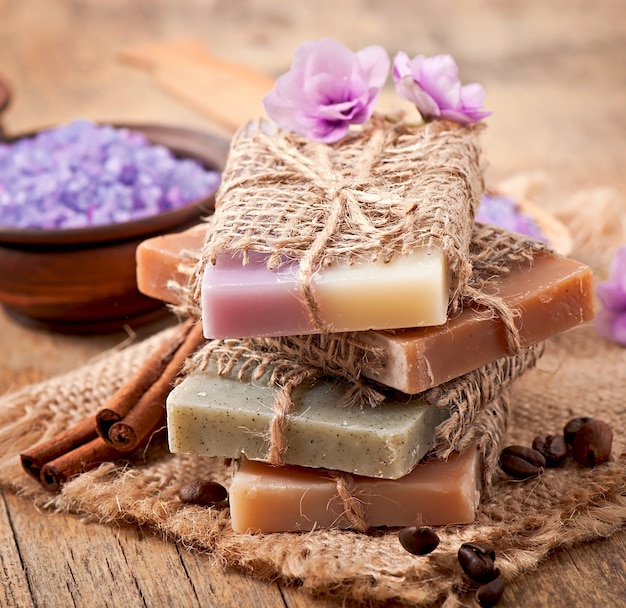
[476, 194, 547, 242]
[263, 38, 390, 143]
[595, 246, 626, 346]
[392, 52, 491, 124]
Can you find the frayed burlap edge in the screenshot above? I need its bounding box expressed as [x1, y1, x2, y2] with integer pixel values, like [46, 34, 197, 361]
[175, 224, 550, 400]
[184, 334, 542, 477]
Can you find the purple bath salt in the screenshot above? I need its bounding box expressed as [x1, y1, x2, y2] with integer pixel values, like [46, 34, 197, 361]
[0, 119, 221, 230]
[476, 193, 547, 242]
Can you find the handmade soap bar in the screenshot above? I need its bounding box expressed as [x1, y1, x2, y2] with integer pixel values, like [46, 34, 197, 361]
[166, 362, 451, 479]
[229, 447, 481, 533]
[137, 228, 448, 332]
[137, 226, 594, 393]
[359, 251, 595, 393]
[202, 248, 448, 338]
[136, 224, 206, 304]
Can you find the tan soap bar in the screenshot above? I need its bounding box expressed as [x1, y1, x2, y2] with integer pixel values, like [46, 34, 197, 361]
[137, 225, 594, 393]
[136, 223, 207, 304]
[229, 447, 481, 533]
[166, 361, 451, 479]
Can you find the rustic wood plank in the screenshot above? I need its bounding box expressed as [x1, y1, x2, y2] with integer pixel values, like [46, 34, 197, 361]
[5, 492, 147, 607]
[165, 542, 290, 607]
[501, 529, 626, 606]
[4, 491, 291, 608]
[0, 490, 35, 608]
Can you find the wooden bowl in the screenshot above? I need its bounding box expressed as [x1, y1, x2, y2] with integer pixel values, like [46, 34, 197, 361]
[0, 74, 10, 136]
[0, 123, 228, 334]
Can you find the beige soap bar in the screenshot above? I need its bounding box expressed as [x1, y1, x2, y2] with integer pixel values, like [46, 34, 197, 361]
[229, 447, 481, 533]
[166, 361, 451, 479]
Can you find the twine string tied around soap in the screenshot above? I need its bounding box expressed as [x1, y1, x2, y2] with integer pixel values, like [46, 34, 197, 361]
[330, 471, 369, 533]
[182, 226, 552, 467]
[296, 123, 390, 331]
[185, 336, 388, 466]
[186, 338, 544, 474]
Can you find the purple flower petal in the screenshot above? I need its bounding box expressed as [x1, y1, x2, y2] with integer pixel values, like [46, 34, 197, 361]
[392, 52, 491, 124]
[356, 45, 391, 90]
[476, 194, 547, 242]
[597, 280, 626, 312]
[395, 76, 442, 118]
[263, 38, 390, 143]
[595, 309, 626, 346]
[610, 312, 626, 345]
[595, 245, 626, 345]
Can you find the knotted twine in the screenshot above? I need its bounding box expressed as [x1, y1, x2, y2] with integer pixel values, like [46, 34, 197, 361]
[220, 341, 533, 534]
[189, 114, 485, 331]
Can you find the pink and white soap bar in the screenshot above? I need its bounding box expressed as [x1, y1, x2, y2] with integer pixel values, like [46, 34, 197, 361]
[229, 446, 481, 533]
[202, 248, 448, 339]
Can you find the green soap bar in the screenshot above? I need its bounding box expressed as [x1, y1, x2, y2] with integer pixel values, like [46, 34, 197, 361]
[166, 360, 451, 479]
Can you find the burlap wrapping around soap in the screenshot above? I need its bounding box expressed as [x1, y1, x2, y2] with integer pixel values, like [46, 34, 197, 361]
[184, 338, 542, 488]
[176, 222, 549, 364]
[2, 194, 626, 606]
[186, 114, 485, 327]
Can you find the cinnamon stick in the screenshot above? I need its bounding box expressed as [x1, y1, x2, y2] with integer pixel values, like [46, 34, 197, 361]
[96, 318, 194, 441]
[20, 320, 196, 491]
[39, 427, 167, 492]
[20, 414, 98, 481]
[39, 437, 125, 492]
[107, 322, 205, 452]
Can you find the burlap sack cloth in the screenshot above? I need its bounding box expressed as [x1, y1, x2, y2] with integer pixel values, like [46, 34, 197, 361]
[1, 184, 625, 607]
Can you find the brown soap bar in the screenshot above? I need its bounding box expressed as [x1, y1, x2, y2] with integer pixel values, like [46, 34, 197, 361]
[359, 250, 595, 393]
[137, 225, 594, 393]
[229, 446, 481, 533]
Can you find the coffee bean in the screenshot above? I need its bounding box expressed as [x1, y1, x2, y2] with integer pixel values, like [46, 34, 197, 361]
[532, 434, 567, 467]
[398, 526, 440, 555]
[563, 416, 593, 447]
[571, 419, 613, 467]
[178, 479, 228, 506]
[457, 542, 497, 583]
[464, 541, 496, 562]
[499, 445, 546, 479]
[476, 576, 506, 607]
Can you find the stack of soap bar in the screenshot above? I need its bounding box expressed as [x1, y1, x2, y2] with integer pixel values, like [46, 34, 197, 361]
[229, 446, 481, 533]
[166, 362, 451, 479]
[201, 248, 448, 338]
[137, 225, 594, 393]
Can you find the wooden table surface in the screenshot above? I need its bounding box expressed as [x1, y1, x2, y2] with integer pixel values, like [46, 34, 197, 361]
[1, 1, 625, 606]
